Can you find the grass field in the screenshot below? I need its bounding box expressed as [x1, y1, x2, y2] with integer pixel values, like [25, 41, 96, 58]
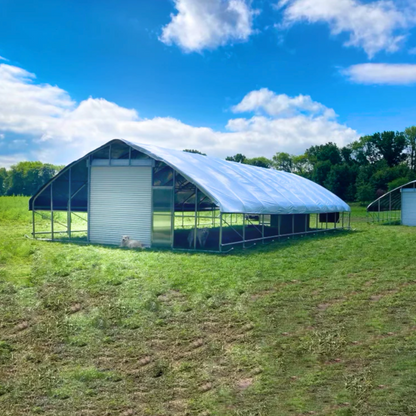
[1, 196, 416, 416]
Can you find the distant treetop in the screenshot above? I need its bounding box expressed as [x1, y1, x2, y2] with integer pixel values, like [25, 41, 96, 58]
[183, 149, 206, 156]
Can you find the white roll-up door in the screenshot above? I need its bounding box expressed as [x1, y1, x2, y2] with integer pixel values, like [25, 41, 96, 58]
[401, 189, 416, 226]
[89, 166, 152, 246]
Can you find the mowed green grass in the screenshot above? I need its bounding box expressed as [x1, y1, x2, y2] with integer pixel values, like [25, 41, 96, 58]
[1, 197, 416, 416]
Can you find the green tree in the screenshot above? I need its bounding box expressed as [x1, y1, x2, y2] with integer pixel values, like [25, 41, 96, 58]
[388, 176, 415, 191]
[351, 136, 377, 165]
[4, 162, 62, 196]
[324, 164, 359, 201]
[405, 126, 416, 171]
[0, 168, 7, 196]
[306, 142, 342, 165]
[372, 131, 406, 167]
[272, 152, 293, 172]
[226, 154, 246, 163]
[292, 155, 311, 176]
[183, 149, 206, 155]
[246, 157, 272, 168]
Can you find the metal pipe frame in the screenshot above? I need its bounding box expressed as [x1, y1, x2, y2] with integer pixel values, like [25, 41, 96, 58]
[219, 213, 223, 252]
[171, 170, 175, 248]
[193, 186, 198, 250]
[68, 168, 72, 239]
[33, 230, 87, 235]
[51, 182, 54, 241]
[220, 225, 345, 248]
[243, 214, 246, 248]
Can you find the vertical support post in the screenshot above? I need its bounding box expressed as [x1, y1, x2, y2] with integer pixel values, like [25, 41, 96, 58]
[389, 193, 392, 224]
[243, 214, 246, 248]
[50, 183, 54, 241]
[378, 199, 381, 223]
[32, 209, 35, 238]
[87, 155, 91, 242]
[316, 213, 318, 230]
[342, 212, 344, 229]
[326, 213, 328, 230]
[194, 187, 197, 250]
[109, 144, 112, 165]
[292, 214, 295, 235]
[128, 146, 132, 166]
[278, 214, 281, 236]
[171, 170, 175, 249]
[68, 168, 72, 240]
[262, 214, 265, 244]
[334, 212, 337, 229]
[348, 212, 351, 229]
[305, 214, 308, 234]
[219, 213, 223, 252]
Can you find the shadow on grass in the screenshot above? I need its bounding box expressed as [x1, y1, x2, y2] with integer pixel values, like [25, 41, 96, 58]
[36, 228, 357, 258]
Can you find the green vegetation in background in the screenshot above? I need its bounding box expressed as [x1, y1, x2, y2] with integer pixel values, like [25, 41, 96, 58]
[227, 127, 416, 204]
[0, 161, 63, 197]
[1, 197, 416, 415]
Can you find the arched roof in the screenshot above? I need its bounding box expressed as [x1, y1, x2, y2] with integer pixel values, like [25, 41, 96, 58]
[30, 139, 350, 214]
[367, 180, 416, 212]
[126, 140, 350, 214]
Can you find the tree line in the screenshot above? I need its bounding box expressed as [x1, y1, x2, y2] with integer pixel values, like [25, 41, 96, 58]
[2, 127, 416, 203]
[0, 161, 63, 197]
[226, 127, 416, 203]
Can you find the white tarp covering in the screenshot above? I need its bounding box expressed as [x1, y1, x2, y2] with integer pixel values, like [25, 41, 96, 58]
[124, 140, 350, 215]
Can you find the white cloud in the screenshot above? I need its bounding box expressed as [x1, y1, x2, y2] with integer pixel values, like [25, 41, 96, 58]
[232, 88, 336, 118]
[278, 0, 410, 57]
[0, 133, 4, 139]
[0, 56, 8, 61]
[0, 153, 27, 169]
[343, 63, 416, 85]
[0, 63, 359, 164]
[160, 0, 256, 52]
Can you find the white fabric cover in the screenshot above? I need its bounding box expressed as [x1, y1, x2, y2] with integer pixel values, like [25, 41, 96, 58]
[124, 140, 351, 214]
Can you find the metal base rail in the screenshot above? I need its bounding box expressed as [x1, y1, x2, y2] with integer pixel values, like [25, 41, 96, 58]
[220, 226, 349, 248]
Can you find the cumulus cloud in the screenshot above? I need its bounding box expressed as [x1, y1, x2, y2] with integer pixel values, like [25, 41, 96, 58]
[0, 63, 358, 164]
[160, 0, 256, 52]
[0, 153, 27, 169]
[343, 63, 416, 85]
[278, 0, 410, 57]
[232, 88, 336, 118]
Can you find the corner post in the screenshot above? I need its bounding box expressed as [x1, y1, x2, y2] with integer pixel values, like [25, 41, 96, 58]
[171, 170, 175, 249]
[243, 214, 246, 248]
[32, 209, 35, 238]
[68, 167, 72, 240]
[292, 214, 295, 235]
[219, 212, 223, 252]
[194, 187, 197, 250]
[50, 183, 54, 241]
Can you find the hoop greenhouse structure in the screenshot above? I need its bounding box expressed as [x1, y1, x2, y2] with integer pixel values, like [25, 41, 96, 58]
[29, 139, 351, 252]
[367, 180, 416, 226]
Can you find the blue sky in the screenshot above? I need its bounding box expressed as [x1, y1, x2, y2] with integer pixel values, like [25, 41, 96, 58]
[1, 0, 416, 167]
